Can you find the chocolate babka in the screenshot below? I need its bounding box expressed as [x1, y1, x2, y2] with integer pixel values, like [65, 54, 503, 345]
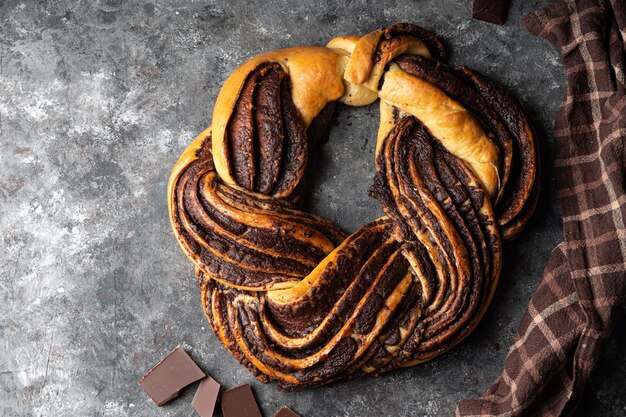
[168, 23, 538, 389]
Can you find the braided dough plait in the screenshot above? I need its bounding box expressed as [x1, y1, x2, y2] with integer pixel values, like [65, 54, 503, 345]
[168, 23, 538, 389]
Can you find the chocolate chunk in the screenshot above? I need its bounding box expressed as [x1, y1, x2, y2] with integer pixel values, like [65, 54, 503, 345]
[138, 346, 205, 406]
[191, 375, 221, 417]
[273, 406, 301, 417]
[221, 384, 262, 417]
[472, 0, 510, 25]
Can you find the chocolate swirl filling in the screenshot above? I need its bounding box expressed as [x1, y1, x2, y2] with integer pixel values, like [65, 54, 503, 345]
[168, 23, 538, 389]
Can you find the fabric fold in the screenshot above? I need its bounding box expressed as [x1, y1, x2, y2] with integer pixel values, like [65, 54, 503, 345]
[457, 0, 626, 416]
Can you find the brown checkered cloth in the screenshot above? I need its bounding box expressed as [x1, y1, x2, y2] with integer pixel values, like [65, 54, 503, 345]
[456, 1, 626, 416]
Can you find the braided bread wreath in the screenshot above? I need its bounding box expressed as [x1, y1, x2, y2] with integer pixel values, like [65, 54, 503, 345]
[168, 23, 539, 390]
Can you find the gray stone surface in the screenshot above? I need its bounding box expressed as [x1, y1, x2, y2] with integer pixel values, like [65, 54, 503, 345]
[0, 0, 624, 416]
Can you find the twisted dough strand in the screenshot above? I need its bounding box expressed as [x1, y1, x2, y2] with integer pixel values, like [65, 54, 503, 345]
[168, 23, 538, 389]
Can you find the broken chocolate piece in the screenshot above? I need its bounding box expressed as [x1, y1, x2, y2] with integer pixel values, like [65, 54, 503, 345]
[472, 0, 510, 25]
[192, 375, 221, 417]
[273, 406, 301, 417]
[138, 345, 205, 406]
[221, 384, 262, 417]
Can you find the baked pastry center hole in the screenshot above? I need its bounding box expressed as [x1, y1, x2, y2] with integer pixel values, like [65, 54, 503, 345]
[302, 104, 384, 233]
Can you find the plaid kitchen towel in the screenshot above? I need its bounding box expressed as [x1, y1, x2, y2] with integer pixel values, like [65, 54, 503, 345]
[457, 1, 626, 416]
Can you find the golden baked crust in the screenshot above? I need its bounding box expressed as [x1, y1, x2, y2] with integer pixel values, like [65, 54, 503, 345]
[168, 23, 538, 389]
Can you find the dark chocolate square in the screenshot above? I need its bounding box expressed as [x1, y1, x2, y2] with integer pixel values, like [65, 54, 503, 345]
[221, 384, 262, 417]
[192, 375, 221, 417]
[138, 345, 205, 406]
[273, 406, 301, 417]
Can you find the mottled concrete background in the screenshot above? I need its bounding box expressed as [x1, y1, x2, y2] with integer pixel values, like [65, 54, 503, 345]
[1, 0, 624, 416]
